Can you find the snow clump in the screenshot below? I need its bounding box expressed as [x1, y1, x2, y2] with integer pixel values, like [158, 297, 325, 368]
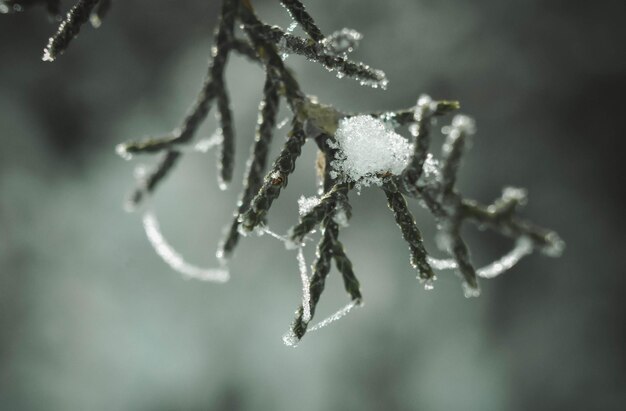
[329, 115, 412, 189]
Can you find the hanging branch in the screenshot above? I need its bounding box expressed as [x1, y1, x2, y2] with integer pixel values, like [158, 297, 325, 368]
[24, 0, 564, 345]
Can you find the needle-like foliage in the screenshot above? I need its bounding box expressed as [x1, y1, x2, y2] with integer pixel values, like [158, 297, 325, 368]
[21, 0, 564, 346]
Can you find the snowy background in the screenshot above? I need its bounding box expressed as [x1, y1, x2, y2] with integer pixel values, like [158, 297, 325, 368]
[1, 0, 624, 410]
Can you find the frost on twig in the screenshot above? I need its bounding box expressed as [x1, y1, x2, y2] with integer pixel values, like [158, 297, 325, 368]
[42, 0, 100, 62]
[143, 212, 229, 283]
[24, 0, 565, 345]
[428, 236, 534, 279]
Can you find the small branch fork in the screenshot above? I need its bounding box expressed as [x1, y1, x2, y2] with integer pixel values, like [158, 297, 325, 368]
[36, 0, 564, 344]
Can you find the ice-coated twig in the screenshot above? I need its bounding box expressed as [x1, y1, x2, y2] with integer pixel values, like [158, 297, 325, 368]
[240, 118, 307, 233]
[297, 246, 312, 322]
[439, 115, 475, 196]
[283, 299, 361, 347]
[42, 0, 99, 61]
[116, 0, 237, 190]
[279, 0, 324, 41]
[287, 182, 351, 245]
[288, 213, 335, 341]
[442, 218, 481, 297]
[428, 236, 534, 279]
[218, 71, 280, 260]
[399, 95, 459, 194]
[322, 28, 362, 56]
[216, 86, 235, 188]
[286, 165, 362, 344]
[332, 238, 361, 301]
[211, 0, 237, 187]
[478, 236, 533, 278]
[127, 150, 181, 208]
[383, 180, 435, 283]
[143, 211, 229, 283]
[256, 24, 388, 89]
[238, 3, 306, 110]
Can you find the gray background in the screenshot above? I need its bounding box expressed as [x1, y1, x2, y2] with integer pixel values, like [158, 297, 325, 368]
[1, 0, 624, 410]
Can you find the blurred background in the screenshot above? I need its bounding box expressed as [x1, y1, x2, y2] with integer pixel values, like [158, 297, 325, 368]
[1, 0, 624, 410]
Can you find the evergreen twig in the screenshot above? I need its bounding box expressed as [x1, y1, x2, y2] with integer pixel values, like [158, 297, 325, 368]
[23, 0, 565, 344]
[240, 118, 307, 232]
[218, 71, 280, 260]
[279, 0, 324, 41]
[42, 0, 99, 61]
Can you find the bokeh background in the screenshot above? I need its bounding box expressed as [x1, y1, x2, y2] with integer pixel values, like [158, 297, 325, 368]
[1, 1, 624, 410]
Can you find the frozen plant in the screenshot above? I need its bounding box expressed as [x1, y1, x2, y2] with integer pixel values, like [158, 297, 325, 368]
[9, 0, 565, 346]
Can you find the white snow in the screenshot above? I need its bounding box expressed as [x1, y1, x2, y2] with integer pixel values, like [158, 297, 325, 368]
[330, 115, 412, 189]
